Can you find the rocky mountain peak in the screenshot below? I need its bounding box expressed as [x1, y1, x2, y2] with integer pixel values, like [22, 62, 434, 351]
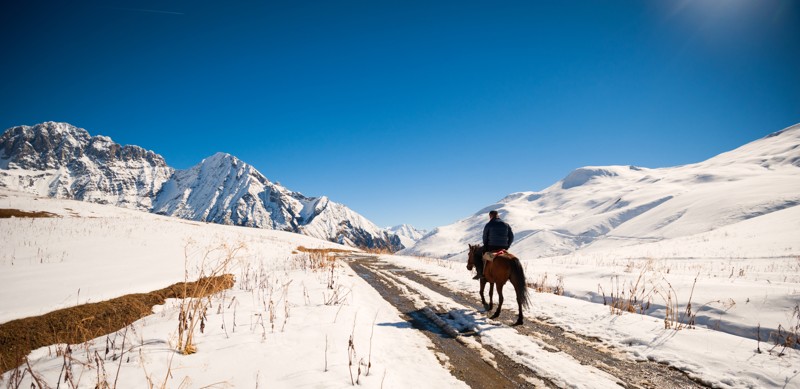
[0, 122, 168, 170]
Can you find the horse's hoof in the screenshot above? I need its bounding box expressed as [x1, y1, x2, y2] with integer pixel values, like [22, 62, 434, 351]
[490, 313, 500, 319]
[513, 320, 523, 326]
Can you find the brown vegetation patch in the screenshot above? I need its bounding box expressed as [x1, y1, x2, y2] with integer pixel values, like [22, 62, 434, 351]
[295, 246, 355, 255]
[0, 274, 234, 373]
[0, 209, 59, 219]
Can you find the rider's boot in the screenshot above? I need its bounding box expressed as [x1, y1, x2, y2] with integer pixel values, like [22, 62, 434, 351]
[473, 260, 484, 280]
[472, 259, 486, 280]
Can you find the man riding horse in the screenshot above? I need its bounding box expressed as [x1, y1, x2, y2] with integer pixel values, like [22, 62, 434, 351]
[474, 210, 514, 280]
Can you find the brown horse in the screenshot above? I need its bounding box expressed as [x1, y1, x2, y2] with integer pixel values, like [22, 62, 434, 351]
[466, 244, 530, 325]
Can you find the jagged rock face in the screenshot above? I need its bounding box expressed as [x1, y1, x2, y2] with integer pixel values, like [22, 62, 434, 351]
[299, 197, 405, 252]
[335, 219, 404, 251]
[0, 122, 402, 251]
[0, 122, 168, 170]
[0, 122, 173, 210]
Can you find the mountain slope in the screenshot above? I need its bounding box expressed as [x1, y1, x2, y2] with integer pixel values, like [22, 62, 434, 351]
[0, 122, 172, 210]
[152, 152, 301, 230]
[0, 122, 402, 251]
[388, 224, 428, 248]
[153, 152, 401, 250]
[404, 124, 800, 258]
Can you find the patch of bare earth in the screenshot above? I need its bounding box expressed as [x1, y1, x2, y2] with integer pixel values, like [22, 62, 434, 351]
[0, 209, 58, 218]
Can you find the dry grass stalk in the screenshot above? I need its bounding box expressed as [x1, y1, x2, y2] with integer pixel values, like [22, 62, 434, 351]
[597, 262, 718, 320]
[528, 273, 564, 295]
[112, 327, 128, 389]
[4, 363, 26, 389]
[347, 314, 358, 386]
[24, 358, 46, 389]
[94, 350, 110, 389]
[366, 312, 377, 377]
[324, 286, 351, 306]
[768, 304, 800, 355]
[176, 242, 242, 355]
[324, 334, 329, 372]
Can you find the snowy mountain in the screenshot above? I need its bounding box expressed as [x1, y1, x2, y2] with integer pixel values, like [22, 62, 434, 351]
[0, 122, 402, 251]
[0, 122, 172, 211]
[404, 123, 800, 259]
[387, 224, 428, 248]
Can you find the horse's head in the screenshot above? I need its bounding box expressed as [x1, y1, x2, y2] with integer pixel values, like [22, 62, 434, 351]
[466, 244, 481, 270]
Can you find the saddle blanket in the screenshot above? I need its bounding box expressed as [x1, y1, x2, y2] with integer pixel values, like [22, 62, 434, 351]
[482, 250, 512, 262]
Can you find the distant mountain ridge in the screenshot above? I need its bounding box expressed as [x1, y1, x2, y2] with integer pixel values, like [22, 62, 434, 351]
[403, 123, 800, 259]
[387, 224, 428, 248]
[0, 122, 402, 251]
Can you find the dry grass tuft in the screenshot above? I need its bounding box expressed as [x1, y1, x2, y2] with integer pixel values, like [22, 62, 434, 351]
[596, 260, 660, 316]
[295, 246, 354, 255]
[0, 274, 234, 373]
[528, 273, 564, 295]
[768, 304, 800, 355]
[294, 246, 354, 272]
[363, 247, 394, 254]
[176, 242, 241, 355]
[0, 209, 58, 219]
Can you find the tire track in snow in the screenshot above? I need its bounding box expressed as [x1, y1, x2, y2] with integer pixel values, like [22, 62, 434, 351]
[347, 255, 709, 389]
[366, 262, 624, 389]
[349, 256, 624, 388]
[348, 256, 550, 388]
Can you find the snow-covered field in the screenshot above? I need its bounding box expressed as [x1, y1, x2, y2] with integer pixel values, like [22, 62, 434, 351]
[0, 190, 466, 388]
[381, 252, 800, 388]
[2, 188, 800, 388]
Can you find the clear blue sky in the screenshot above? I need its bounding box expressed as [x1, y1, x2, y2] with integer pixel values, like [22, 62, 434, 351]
[1, 1, 798, 230]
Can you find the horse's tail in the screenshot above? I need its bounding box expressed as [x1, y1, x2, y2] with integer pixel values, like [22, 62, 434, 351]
[510, 257, 531, 309]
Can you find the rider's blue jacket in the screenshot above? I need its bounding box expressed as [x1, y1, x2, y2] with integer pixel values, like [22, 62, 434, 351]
[483, 218, 514, 248]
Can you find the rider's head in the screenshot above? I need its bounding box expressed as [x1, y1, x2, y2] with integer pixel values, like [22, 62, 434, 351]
[489, 210, 499, 220]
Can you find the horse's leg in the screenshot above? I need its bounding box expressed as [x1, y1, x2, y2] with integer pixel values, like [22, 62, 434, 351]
[491, 282, 505, 319]
[484, 260, 493, 311]
[513, 282, 524, 326]
[488, 282, 494, 311]
[479, 279, 488, 308]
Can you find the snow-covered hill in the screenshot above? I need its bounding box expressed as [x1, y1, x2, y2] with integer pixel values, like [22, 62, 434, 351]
[404, 123, 800, 259]
[387, 224, 428, 248]
[0, 122, 402, 251]
[2, 188, 798, 388]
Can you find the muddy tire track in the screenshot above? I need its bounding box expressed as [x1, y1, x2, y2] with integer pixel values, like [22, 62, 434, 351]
[348, 256, 552, 388]
[347, 255, 710, 389]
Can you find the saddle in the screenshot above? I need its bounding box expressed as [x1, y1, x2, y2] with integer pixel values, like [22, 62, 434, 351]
[482, 249, 514, 263]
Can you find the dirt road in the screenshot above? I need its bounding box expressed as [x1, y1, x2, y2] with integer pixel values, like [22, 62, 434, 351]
[346, 255, 709, 389]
